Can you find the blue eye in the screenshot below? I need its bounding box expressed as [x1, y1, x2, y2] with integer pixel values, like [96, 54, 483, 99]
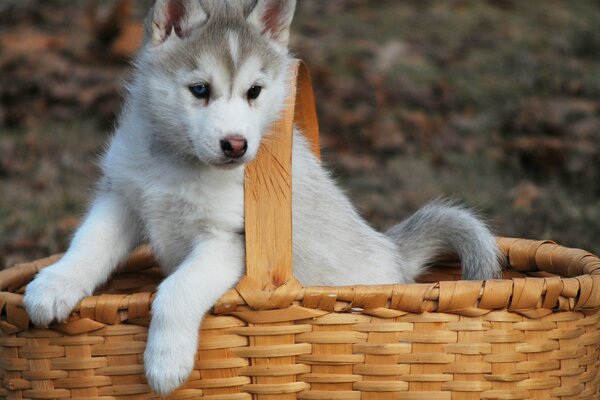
[189, 84, 210, 100]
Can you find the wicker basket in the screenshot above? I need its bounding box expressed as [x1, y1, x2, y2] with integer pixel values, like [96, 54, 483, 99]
[2, 60, 600, 400]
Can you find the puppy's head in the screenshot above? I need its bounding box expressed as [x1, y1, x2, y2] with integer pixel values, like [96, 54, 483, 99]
[134, 0, 296, 168]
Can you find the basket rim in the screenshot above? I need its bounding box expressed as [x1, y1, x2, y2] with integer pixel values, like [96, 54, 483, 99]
[1, 237, 600, 336]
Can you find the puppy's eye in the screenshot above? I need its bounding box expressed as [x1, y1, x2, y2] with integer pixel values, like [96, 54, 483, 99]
[189, 84, 210, 100]
[247, 85, 262, 101]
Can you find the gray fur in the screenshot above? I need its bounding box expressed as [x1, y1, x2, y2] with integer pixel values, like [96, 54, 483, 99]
[291, 134, 503, 285]
[386, 201, 504, 281]
[144, 2, 286, 76]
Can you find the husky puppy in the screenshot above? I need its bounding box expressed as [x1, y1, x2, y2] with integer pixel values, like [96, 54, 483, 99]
[24, 0, 502, 395]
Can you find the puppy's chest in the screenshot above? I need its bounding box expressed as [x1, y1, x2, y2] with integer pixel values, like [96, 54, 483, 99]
[136, 171, 245, 267]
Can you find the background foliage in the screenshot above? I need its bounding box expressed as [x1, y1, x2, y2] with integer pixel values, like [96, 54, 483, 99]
[1, 0, 600, 267]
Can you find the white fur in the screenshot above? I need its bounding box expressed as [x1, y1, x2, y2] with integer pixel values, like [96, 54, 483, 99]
[228, 31, 239, 66]
[24, 193, 140, 326]
[144, 232, 243, 394]
[24, 0, 501, 395]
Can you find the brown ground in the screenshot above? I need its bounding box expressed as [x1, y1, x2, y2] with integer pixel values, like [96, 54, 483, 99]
[1, 0, 600, 267]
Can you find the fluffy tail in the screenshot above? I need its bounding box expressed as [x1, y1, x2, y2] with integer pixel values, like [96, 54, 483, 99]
[386, 201, 503, 280]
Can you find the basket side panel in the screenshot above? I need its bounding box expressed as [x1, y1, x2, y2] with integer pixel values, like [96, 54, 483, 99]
[577, 311, 600, 399]
[246, 322, 298, 400]
[292, 310, 600, 400]
[2, 309, 600, 399]
[196, 315, 251, 398]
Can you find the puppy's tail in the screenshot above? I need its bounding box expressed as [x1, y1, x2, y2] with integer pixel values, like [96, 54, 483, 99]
[386, 200, 503, 281]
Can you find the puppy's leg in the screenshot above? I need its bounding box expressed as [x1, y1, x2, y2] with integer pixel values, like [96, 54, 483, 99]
[24, 192, 140, 327]
[144, 232, 244, 395]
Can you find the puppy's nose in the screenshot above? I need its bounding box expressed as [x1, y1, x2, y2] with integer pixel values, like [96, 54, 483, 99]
[220, 135, 248, 158]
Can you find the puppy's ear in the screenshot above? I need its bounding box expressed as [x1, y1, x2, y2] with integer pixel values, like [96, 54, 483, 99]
[145, 0, 208, 46]
[245, 0, 296, 47]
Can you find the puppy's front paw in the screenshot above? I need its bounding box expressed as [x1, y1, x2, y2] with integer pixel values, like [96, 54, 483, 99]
[144, 328, 197, 396]
[23, 266, 89, 327]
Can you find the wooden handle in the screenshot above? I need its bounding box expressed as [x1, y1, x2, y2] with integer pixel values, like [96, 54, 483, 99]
[243, 60, 320, 291]
[294, 62, 320, 158]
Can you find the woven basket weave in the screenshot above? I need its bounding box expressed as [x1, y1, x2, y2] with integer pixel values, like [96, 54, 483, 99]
[2, 60, 600, 400]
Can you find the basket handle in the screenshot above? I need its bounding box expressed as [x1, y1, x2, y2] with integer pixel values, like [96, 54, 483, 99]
[243, 60, 319, 292]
